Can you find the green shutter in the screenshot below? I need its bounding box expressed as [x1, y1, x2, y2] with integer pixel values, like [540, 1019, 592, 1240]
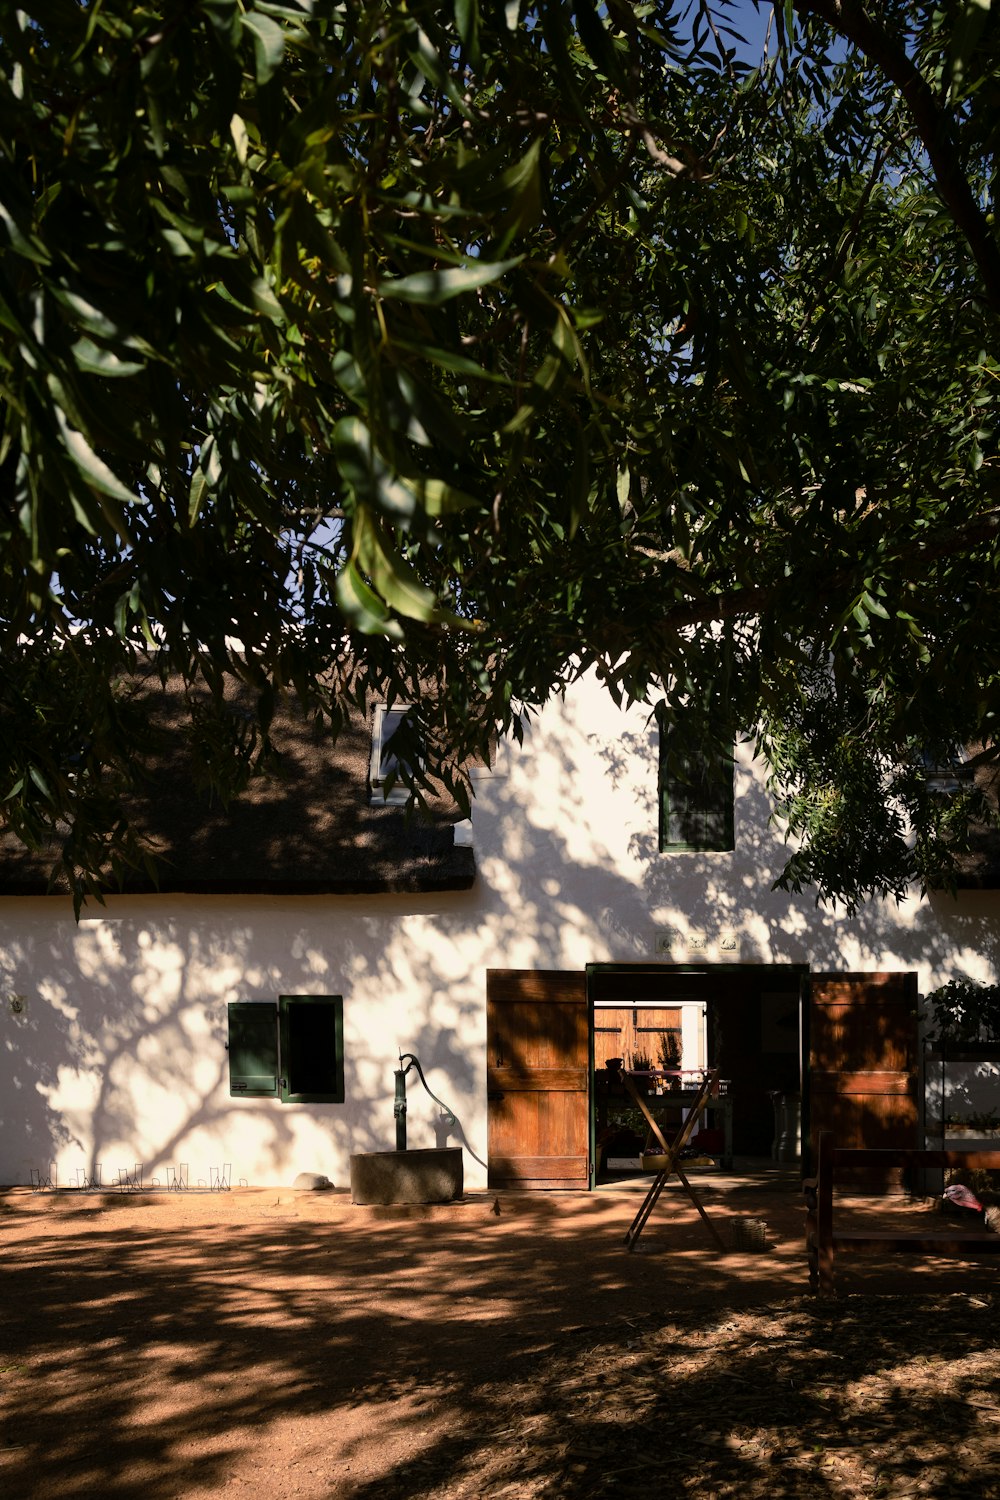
[228, 1002, 279, 1096]
[279, 995, 345, 1103]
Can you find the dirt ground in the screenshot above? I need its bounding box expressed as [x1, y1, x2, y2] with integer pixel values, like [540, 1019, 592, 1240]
[1, 1172, 999, 1500]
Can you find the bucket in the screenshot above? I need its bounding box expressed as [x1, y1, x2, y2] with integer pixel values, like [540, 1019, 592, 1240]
[729, 1216, 767, 1250]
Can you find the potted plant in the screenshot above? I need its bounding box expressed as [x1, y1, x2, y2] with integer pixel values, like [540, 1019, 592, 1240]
[944, 1108, 1000, 1139]
[657, 1031, 682, 1091]
[925, 978, 1000, 1144]
[924, 978, 1000, 1049]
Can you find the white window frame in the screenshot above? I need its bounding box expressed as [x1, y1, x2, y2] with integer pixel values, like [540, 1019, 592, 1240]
[370, 704, 416, 806]
[920, 746, 973, 796]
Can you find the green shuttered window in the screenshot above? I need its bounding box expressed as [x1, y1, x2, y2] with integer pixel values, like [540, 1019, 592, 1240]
[658, 710, 734, 853]
[228, 995, 345, 1103]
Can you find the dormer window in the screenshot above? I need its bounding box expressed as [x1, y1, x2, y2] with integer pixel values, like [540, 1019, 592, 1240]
[370, 704, 417, 805]
[921, 747, 973, 796]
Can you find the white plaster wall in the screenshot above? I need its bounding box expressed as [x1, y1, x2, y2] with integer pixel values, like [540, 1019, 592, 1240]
[2, 671, 1000, 1188]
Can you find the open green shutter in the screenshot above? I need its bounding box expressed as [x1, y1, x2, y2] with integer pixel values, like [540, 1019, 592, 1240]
[228, 1002, 279, 1096]
[279, 995, 345, 1103]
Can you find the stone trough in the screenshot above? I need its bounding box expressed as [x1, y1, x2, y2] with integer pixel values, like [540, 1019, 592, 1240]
[349, 1146, 463, 1206]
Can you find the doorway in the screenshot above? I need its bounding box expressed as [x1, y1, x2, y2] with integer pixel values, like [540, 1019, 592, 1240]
[588, 963, 807, 1180]
[485, 965, 919, 1189]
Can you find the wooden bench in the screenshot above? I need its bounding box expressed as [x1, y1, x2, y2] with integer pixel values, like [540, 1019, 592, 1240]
[805, 1131, 1000, 1293]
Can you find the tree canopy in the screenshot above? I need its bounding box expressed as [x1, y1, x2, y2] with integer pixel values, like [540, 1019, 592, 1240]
[2, 0, 1000, 909]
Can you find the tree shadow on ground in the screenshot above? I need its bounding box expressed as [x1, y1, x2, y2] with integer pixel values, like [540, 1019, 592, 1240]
[1, 1188, 998, 1499]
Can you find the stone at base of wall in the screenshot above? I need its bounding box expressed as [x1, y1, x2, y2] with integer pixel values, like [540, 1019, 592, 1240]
[349, 1147, 463, 1205]
[293, 1172, 333, 1190]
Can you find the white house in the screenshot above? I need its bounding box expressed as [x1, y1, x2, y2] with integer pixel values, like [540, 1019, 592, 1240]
[2, 670, 999, 1191]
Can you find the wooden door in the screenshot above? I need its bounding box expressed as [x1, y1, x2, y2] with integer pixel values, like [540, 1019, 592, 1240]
[594, 1006, 682, 1071]
[809, 972, 918, 1185]
[594, 1007, 631, 1070]
[633, 1007, 682, 1072]
[487, 969, 590, 1189]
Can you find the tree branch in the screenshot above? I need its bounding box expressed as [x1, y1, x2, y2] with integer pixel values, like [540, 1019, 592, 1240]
[632, 503, 1000, 634]
[794, 0, 1000, 311]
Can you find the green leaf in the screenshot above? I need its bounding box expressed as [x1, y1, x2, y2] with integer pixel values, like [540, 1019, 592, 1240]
[378, 257, 521, 306]
[54, 409, 136, 508]
[354, 508, 443, 624]
[393, 340, 508, 383]
[241, 10, 286, 83]
[70, 338, 144, 378]
[414, 478, 479, 516]
[574, 0, 623, 83]
[189, 466, 210, 527]
[567, 420, 590, 538]
[0, 203, 51, 265]
[335, 560, 404, 639]
[495, 140, 543, 246]
[28, 765, 52, 801]
[333, 417, 418, 519]
[50, 287, 119, 341]
[950, 0, 992, 87]
[248, 276, 284, 321]
[862, 591, 890, 621]
[230, 113, 250, 165]
[454, 0, 480, 61]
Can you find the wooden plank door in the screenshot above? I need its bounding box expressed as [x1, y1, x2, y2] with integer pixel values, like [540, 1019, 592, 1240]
[633, 1007, 682, 1072]
[809, 972, 918, 1185]
[487, 969, 590, 1189]
[594, 1006, 682, 1071]
[594, 1007, 630, 1070]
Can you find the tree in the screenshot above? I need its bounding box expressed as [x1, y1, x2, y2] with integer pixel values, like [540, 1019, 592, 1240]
[1, 0, 999, 909]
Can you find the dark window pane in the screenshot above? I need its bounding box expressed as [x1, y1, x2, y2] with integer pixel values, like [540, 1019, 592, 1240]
[279, 995, 345, 1103]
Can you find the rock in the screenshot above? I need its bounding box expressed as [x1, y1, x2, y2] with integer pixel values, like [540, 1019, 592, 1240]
[293, 1172, 333, 1191]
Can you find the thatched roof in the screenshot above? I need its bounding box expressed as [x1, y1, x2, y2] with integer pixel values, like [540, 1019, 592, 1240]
[942, 757, 1000, 891]
[951, 832, 1000, 890]
[0, 674, 475, 898]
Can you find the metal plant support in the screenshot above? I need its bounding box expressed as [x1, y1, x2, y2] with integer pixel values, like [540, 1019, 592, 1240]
[394, 1053, 458, 1151]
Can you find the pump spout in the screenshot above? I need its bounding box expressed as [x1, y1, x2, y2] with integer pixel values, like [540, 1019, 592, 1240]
[392, 1052, 458, 1155]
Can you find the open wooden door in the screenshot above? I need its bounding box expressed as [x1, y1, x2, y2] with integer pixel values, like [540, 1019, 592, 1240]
[809, 972, 918, 1185]
[487, 969, 590, 1190]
